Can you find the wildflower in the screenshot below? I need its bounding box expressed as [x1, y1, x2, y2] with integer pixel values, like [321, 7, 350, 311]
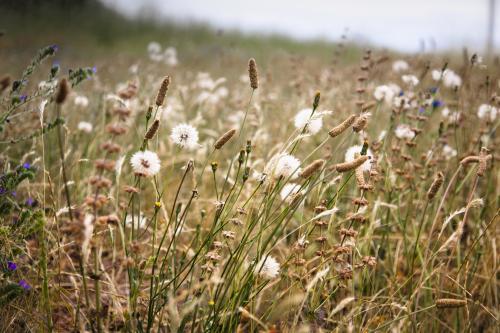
[374, 85, 397, 104]
[25, 197, 35, 207]
[394, 124, 415, 140]
[130, 150, 161, 177]
[432, 69, 462, 87]
[477, 104, 497, 122]
[74, 95, 89, 108]
[392, 60, 409, 72]
[441, 108, 461, 124]
[77, 121, 93, 133]
[164, 47, 178, 66]
[125, 213, 148, 229]
[294, 108, 323, 134]
[254, 255, 280, 279]
[272, 154, 301, 179]
[22, 162, 30, 169]
[18, 280, 30, 290]
[401, 74, 419, 86]
[7, 261, 17, 271]
[442, 145, 457, 160]
[280, 183, 301, 201]
[170, 124, 199, 150]
[345, 145, 373, 172]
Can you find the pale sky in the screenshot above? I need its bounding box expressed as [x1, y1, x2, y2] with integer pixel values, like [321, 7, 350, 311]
[102, 0, 499, 52]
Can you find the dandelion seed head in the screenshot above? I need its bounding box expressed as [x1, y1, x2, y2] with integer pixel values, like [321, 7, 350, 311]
[130, 150, 161, 177]
[170, 123, 199, 150]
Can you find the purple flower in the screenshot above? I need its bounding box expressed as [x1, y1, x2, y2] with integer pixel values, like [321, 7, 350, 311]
[20, 95, 27, 103]
[419, 107, 425, 113]
[25, 197, 35, 207]
[429, 87, 438, 94]
[398, 90, 404, 97]
[0, 187, 7, 195]
[11, 191, 16, 197]
[51, 44, 59, 52]
[22, 162, 30, 170]
[18, 279, 30, 290]
[92, 66, 97, 74]
[432, 99, 443, 108]
[7, 261, 17, 271]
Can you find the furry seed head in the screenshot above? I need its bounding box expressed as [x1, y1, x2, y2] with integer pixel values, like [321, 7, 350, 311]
[294, 108, 323, 134]
[170, 123, 199, 149]
[254, 255, 280, 279]
[272, 154, 301, 179]
[130, 150, 161, 177]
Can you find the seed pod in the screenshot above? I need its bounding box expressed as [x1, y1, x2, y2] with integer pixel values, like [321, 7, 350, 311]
[300, 159, 325, 179]
[477, 147, 492, 177]
[248, 58, 259, 90]
[55, 78, 70, 104]
[435, 298, 467, 308]
[352, 113, 371, 132]
[355, 165, 366, 188]
[214, 128, 237, 149]
[313, 91, 321, 109]
[155, 76, 170, 106]
[329, 115, 357, 138]
[335, 155, 370, 173]
[427, 172, 444, 200]
[460, 155, 480, 165]
[145, 119, 160, 139]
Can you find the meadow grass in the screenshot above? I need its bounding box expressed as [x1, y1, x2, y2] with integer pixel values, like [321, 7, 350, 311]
[0, 6, 498, 333]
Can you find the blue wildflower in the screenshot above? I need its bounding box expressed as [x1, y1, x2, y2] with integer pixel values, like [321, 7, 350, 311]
[429, 87, 438, 94]
[25, 197, 35, 207]
[419, 107, 425, 113]
[18, 279, 30, 290]
[7, 261, 17, 271]
[432, 99, 443, 108]
[22, 162, 30, 170]
[20, 95, 27, 103]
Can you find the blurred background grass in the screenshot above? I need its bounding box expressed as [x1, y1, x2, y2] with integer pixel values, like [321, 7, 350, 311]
[0, 0, 365, 77]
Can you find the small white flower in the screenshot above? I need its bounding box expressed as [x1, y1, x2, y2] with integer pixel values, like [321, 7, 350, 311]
[74, 95, 89, 108]
[345, 145, 373, 172]
[432, 69, 461, 87]
[477, 104, 497, 122]
[77, 121, 93, 133]
[442, 145, 457, 160]
[125, 213, 148, 229]
[374, 85, 396, 104]
[394, 124, 415, 140]
[401, 74, 419, 86]
[130, 150, 161, 177]
[441, 108, 461, 124]
[170, 124, 199, 150]
[38, 80, 58, 93]
[392, 60, 409, 72]
[164, 47, 178, 66]
[254, 255, 280, 279]
[294, 108, 323, 134]
[147, 41, 161, 55]
[273, 154, 301, 179]
[280, 183, 301, 201]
